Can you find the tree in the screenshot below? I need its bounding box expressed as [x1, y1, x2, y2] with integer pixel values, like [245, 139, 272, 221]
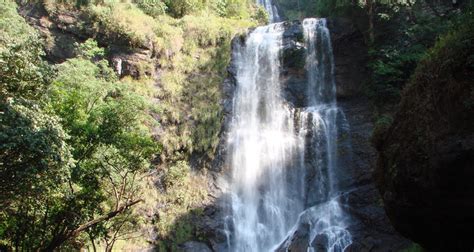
[42, 52, 159, 250]
[164, 0, 205, 17]
[0, 35, 159, 249]
[0, 99, 73, 250]
[0, 0, 50, 102]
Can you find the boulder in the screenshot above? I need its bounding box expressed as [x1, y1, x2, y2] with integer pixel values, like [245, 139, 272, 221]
[375, 20, 474, 250]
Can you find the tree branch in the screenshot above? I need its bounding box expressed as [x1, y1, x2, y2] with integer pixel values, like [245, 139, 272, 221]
[70, 199, 143, 237]
[41, 199, 143, 251]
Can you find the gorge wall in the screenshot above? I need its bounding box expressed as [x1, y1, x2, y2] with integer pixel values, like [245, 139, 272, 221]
[17, 2, 414, 251]
[374, 18, 474, 251]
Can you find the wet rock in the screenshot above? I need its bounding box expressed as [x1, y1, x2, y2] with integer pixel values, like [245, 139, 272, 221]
[280, 21, 307, 108]
[278, 19, 369, 108]
[311, 234, 329, 251]
[338, 99, 411, 251]
[327, 18, 369, 98]
[275, 223, 310, 252]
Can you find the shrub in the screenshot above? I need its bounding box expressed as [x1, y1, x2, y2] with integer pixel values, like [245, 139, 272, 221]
[74, 38, 105, 59]
[136, 0, 168, 17]
[164, 0, 205, 18]
[162, 161, 190, 189]
[156, 161, 208, 250]
[86, 3, 157, 48]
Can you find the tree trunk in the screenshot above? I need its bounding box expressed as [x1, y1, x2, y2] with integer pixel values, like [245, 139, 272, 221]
[105, 240, 116, 252]
[88, 232, 97, 252]
[367, 0, 375, 44]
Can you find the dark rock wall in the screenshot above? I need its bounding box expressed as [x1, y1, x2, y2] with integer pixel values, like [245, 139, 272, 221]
[375, 21, 474, 250]
[328, 18, 369, 99]
[328, 19, 410, 250]
[338, 99, 410, 251]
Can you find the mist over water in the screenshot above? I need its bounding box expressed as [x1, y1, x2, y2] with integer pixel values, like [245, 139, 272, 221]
[224, 2, 352, 251]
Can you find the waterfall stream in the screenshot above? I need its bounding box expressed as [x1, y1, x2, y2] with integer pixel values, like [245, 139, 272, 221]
[225, 2, 352, 251]
[257, 0, 281, 22]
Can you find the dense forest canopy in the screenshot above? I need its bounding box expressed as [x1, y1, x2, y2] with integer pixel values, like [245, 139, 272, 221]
[1, 0, 473, 250]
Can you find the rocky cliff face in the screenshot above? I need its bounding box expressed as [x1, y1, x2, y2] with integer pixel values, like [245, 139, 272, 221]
[18, 3, 156, 79]
[375, 20, 474, 251]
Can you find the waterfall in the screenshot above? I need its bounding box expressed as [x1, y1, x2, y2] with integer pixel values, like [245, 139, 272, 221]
[225, 5, 352, 251]
[226, 23, 303, 251]
[257, 0, 281, 23]
[290, 18, 352, 251]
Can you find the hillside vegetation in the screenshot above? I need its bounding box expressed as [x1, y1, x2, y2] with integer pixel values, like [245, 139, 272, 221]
[0, 0, 263, 250]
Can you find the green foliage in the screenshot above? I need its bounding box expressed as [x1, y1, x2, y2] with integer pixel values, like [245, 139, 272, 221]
[162, 0, 255, 18]
[368, 44, 426, 104]
[0, 99, 73, 250]
[0, 99, 72, 206]
[44, 47, 159, 249]
[310, 0, 416, 18]
[163, 161, 190, 189]
[164, 0, 205, 17]
[86, 3, 157, 48]
[219, 0, 253, 19]
[0, 0, 260, 249]
[373, 4, 474, 167]
[367, 3, 457, 106]
[0, 1, 36, 46]
[0, 0, 51, 101]
[0, 39, 50, 101]
[275, 0, 356, 19]
[0, 32, 159, 249]
[153, 13, 254, 161]
[405, 8, 474, 99]
[315, 0, 351, 16]
[136, 0, 168, 17]
[74, 38, 105, 59]
[253, 5, 269, 24]
[156, 161, 209, 250]
[401, 243, 425, 252]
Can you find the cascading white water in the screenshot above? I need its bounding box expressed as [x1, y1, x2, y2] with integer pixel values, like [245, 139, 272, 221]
[290, 19, 352, 252]
[227, 23, 304, 251]
[225, 4, 352, 251]
[257, 0, 281, 22]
